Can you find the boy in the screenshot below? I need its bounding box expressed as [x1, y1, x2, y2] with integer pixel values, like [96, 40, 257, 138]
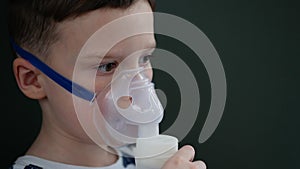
[8, 0, 206, 168]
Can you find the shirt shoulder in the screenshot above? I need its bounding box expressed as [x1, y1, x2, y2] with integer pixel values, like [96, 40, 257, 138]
[10, 154, 135, 169]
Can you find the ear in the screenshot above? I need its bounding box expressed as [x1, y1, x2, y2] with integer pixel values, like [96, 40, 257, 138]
[13, 57, 46, 99]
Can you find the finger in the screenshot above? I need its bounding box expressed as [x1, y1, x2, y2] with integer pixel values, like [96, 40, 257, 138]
[173, 145, 195, 161]
[193, 160, 207, 169]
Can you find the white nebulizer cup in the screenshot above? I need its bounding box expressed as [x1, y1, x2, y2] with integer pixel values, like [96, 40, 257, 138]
[134, 134, 178, 169]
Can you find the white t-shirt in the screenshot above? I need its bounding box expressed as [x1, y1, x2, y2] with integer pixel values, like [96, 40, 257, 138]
[10, 154, 136, 169]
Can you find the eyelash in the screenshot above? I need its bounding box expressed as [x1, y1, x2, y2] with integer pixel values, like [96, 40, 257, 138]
[139, 55, 153, 66]
[97, 55, 153, 75]
[98, 61, 118, 74]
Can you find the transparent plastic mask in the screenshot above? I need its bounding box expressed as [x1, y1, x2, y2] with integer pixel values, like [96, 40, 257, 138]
[93, 66, 164, 147]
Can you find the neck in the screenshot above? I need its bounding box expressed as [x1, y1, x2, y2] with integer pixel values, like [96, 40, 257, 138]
[26, 121, 118, 167]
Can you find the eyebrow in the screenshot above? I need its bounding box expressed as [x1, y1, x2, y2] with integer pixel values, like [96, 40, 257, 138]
[81, 42, 156, 62]
[79, 31, 157, 59]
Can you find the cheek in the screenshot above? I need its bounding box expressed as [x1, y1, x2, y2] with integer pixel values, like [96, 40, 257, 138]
[50, 91, 84, 130]
[95, 76, 113, 92]
[53, 96, 97, 143]
[42, 77, 93, 141]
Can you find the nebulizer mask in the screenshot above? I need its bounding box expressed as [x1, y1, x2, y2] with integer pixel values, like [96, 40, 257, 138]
[92, 53, 164, 145]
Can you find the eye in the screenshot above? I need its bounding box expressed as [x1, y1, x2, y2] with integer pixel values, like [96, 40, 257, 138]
[98, 61, 118, 74]
[139, 55, 152, 66]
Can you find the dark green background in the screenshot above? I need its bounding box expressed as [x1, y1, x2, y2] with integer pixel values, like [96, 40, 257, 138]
[1, 0, 299, 168]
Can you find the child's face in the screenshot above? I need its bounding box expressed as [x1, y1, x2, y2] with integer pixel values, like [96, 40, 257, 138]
[39, 0, 156, 146]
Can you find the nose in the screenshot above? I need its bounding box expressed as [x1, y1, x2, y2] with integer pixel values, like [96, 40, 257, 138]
[119, 48, 154, 76]
[132, 67, 153, 82]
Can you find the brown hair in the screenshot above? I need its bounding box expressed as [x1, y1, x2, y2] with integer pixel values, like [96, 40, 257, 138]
[9, 0, 155, 57]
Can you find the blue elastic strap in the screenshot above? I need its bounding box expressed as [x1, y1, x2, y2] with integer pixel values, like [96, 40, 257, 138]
[10, 38, 95, 102]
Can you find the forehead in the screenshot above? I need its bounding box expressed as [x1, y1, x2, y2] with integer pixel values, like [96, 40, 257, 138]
[52, 0, 154, 60]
